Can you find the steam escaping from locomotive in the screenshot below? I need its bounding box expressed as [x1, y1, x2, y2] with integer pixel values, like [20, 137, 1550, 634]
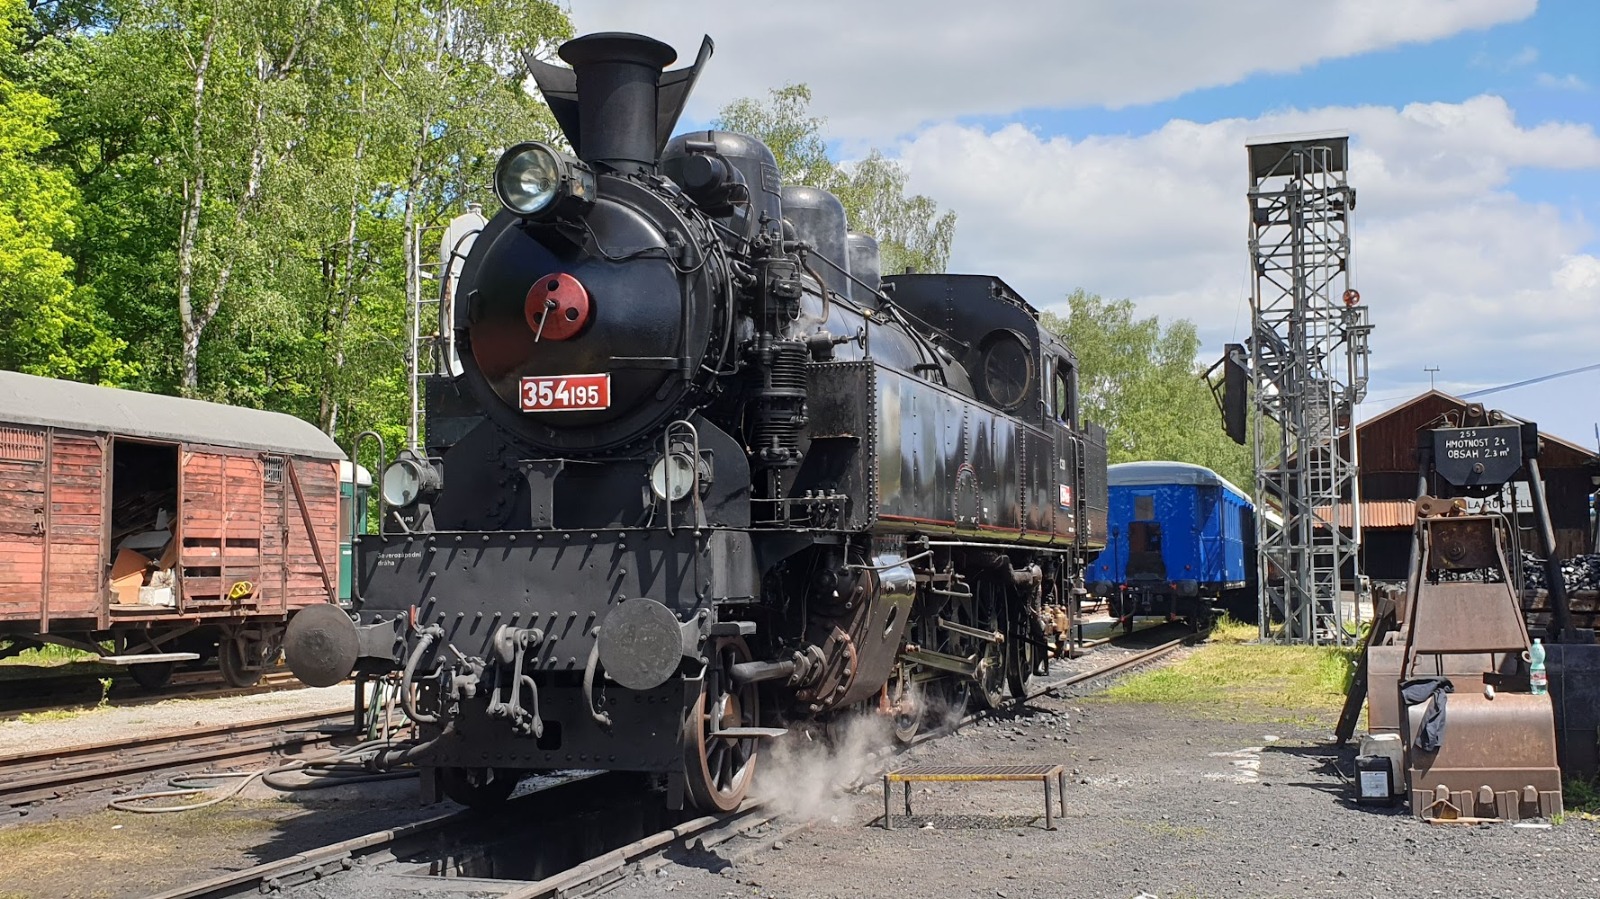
[285, 30, 1109, 814]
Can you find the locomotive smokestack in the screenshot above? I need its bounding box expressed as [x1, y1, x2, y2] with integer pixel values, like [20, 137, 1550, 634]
[527, 33, 714, 176]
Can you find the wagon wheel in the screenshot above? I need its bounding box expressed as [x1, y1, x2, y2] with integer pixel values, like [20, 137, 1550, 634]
[219, 636, 264, 688]
[887, 666, 922, 744]
[440, 766, 521, 809]
[129, 661, 174, 690]
[683, 637, 760, 812]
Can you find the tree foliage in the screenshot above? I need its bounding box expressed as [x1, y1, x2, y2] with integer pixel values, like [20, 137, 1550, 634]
[715, 84, 955, 275]
[11, 0, 570, 455]
[0, 0, 129, 382]
[1042, 289, 1253, 490]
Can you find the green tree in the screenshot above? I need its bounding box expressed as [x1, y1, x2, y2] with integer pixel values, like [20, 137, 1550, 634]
[715, 84, 956, 275]
[27, 0, 568, 453]
[1042, 289, 1253, 489]
[0, 0, 129, 382]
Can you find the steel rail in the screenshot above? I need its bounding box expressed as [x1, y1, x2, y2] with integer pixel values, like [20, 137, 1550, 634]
[0, 709, 350, 807]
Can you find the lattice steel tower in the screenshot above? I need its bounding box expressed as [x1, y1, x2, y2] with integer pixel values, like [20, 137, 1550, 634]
[1246, 132, 1371, 644]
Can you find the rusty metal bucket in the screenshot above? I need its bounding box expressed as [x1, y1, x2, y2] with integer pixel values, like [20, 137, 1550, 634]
[1373, 507, 1567, 821]
[1403, 691, 1562, 820]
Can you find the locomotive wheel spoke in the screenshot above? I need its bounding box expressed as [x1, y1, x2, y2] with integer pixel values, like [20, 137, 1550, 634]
[684, 636, 759, 813]
[889, 668, 921, 743]
[972, 582, 1007, 710]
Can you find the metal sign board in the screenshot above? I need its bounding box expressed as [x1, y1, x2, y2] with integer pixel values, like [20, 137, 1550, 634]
[1432, 425, 1522, 487]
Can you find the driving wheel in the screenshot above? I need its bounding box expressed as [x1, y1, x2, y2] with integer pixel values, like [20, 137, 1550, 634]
[683, 637, 760, 812]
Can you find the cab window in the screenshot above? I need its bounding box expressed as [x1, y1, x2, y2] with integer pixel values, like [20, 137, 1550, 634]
[1052, 357, 1075, 426]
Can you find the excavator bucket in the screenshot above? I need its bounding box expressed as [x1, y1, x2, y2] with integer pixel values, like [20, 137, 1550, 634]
[1381, 507, 1564, 821]
[1404, 690, 1562, 819]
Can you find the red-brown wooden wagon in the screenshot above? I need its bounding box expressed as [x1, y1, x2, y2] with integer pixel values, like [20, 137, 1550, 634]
[0, 371, 345, 688]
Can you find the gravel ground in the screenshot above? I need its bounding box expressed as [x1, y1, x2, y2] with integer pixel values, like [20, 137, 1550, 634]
[607, 684, 1600, 899]
[0, 685, 354, 756]
[14, 623, 1589, 899]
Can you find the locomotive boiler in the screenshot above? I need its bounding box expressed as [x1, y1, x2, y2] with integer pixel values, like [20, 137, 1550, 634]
[285, 31, 1108, 812]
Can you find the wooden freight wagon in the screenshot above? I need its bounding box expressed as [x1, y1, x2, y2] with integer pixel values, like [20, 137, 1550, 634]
[0, 370, 346, 688]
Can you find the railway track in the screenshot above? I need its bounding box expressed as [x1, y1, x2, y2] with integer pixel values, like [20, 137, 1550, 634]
[0, 666, 312, 718]
[0, 708, 353, 809]
[147, 629, 1197, 899]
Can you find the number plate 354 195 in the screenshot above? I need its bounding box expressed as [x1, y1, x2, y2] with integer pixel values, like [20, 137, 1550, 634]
[519, 374, 610, 412]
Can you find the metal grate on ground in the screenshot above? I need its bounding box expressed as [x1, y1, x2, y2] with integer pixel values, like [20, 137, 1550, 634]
[883, 763, 1067, 830]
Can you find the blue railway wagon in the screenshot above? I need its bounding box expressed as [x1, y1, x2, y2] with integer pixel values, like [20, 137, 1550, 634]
[1085, 461, 1256, 630]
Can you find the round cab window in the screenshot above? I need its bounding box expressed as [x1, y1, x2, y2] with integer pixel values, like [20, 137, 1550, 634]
[980, 330, 1033, 411]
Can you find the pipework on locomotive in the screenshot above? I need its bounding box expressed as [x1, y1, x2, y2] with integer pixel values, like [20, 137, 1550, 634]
[284, 31, 1109, 813]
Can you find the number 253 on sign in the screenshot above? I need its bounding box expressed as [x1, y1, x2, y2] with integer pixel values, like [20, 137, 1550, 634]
[519, 374, 610, 412]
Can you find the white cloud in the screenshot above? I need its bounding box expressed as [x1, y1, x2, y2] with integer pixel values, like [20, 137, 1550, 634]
[893, 95, 1600, 441]
[568, 0, 1535, 142]
[1474, 44, 1539, 70]
[1536, 72, 1590, 91]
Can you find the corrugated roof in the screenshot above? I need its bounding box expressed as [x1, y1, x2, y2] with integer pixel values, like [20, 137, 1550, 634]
[0, 371, 344, 460]
[1335, 500, 1415, 530]
[1108, 461, 1253, 503]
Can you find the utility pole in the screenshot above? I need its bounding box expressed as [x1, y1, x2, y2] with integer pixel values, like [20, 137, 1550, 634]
[1424, 366, 1439, 390]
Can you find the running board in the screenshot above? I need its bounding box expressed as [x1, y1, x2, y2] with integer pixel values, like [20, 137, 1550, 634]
[710, 727, 788, 739]
[99, 652, 201, 665]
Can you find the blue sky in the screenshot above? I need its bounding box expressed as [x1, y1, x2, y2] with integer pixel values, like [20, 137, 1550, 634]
[572, 1, 1599, 446]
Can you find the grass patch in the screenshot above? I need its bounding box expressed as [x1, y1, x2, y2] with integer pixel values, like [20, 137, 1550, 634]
[11, 708, 94, 725]
[1135, 820, 1210, 839]
[1100, 617, 1358, 724]
[1555, 776, 1600, 824]
[0, 805, 279, 895]
[0, 643, 106, 667]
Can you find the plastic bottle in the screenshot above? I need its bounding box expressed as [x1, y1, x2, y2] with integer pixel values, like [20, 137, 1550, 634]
[1530, 638, 1548, 696]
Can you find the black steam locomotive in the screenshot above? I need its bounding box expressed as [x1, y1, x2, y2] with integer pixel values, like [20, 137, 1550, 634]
[285, 32, 1108, 812]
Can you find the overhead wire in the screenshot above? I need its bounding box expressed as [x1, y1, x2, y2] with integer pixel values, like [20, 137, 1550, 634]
[1459, 361, 1600, 399]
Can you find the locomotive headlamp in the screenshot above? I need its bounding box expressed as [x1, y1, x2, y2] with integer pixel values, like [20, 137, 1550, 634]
[494, 142, 596, 220]
[648, 452, 698, 503]
[380, 453, 442, 508]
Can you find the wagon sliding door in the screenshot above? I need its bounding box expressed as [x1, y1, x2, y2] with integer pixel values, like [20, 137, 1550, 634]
[178, 449, 265, 613]
[0, 427, 50, 625]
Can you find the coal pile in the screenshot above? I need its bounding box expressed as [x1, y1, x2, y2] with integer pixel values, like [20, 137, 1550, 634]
[1522, 551, 1600, 593]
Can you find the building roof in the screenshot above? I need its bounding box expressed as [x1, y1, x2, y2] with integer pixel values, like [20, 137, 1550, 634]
[1108, 461, 1253, 503]
[1359, 389, 1597, 465]
[0, 371, 344, 460]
